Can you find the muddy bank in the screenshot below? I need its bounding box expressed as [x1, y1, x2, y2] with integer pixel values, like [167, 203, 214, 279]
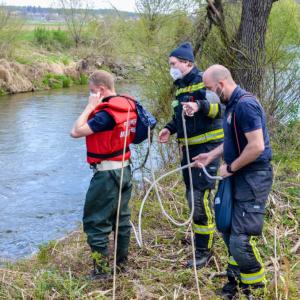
[0, 57, 143, 95]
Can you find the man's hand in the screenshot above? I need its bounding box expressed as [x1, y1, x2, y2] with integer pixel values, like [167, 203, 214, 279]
[70, 94, 103, 138]
[192, 152, 212, 168]
[158, 128, 171, 143]
[181, 102, 199, 117]
[219, 164, 233, 178]
[87, 93, 103, 111]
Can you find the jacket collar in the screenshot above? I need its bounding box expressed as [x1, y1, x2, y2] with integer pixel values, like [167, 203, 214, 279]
[174, 66, 199, 87]
[102, 95, 118, 103]
[226, 86, 247, 109]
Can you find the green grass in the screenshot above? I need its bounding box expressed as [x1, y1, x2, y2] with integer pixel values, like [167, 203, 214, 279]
[42, 73, 73, 89]
[0, 148, 299, 299]
[74, 74, 89, 85]
[16, 30, 35, 42]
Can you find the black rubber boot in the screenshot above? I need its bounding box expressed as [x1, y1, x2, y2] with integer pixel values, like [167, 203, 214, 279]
[216, 278, 238, 299]
[89, 259, 111, 280]
[186, 250, 212, 269]
[115, 256, 128, 274]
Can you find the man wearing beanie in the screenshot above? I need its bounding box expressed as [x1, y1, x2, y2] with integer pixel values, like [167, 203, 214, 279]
[158, 42, 224, 269]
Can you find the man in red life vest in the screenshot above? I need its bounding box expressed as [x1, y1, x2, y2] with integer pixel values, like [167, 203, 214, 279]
[70, 70, 137, 279]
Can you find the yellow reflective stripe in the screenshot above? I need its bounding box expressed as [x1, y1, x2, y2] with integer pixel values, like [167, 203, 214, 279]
[172, 100, 179, 108]
[187, 134, 224, 145]
[240, 237, 265, 284]
[208, 233, 213, 249]
[241, 268, 265, 278]
[193, 223, 215, 235]
[228, 256, 238, 266]
[250, 237, 264, 267]
[178, 129, 224, 145]
[203, 189, 213, 226]
[242, 277, 266, 285]
[176, 82, 205, 96]
[203, 189, 214, 249]
[185, 129, 224, 142]
[208, 103, 219, 118]
[241, 268, 265, 284]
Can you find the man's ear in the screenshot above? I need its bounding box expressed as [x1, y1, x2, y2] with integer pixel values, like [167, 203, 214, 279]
[99, 86, 105, 95]
[219, 80, 225, 89]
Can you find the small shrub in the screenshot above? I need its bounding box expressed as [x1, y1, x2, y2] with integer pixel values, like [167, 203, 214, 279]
[79, 74, 88, 85]
[34, 27, 51, 46]
[52, 29, 72, 49]
[34, 27, 72, 50]
[42, 73, 73, 89]
[37, 241, 55, 265]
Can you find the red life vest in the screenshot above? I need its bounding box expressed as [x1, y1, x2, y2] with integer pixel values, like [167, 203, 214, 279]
[86, 95, 137, 164]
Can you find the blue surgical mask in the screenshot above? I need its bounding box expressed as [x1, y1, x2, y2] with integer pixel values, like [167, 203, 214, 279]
[170, 67, 183, 81]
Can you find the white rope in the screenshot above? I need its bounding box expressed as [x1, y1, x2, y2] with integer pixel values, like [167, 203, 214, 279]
[112, 107, 131, 300]
[132, 120, 222, 246]
[96, 102, 222, 300]
[131, 111, 223, 300]
[130, 161, 222, 246]
[190, 226, 201, 300]
[181, 110, 202, 300]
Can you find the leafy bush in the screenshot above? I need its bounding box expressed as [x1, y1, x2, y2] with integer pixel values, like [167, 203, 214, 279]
[34, 27, 51, 45]
[52, 29, 72, 48]
[34, 27, 72, 50]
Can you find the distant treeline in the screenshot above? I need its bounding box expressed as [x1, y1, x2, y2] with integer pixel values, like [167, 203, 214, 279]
[3, 5, 138, 18]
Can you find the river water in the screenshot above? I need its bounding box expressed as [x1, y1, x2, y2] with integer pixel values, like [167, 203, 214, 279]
[0, 84, 148, 261]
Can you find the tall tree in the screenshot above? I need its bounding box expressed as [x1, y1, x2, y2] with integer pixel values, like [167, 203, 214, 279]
[233, 0, 277, 98]
[194, 0, 278, 98]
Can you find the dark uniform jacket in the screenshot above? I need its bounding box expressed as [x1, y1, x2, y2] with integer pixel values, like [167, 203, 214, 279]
[165, 66, 224, 146]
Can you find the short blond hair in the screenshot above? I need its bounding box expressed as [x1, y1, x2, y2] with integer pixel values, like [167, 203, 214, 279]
[89, 70, 115, 90]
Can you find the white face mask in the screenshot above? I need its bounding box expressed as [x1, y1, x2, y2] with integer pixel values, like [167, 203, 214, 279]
[170, 67, 183, 81]
[89, 91, 101, 97]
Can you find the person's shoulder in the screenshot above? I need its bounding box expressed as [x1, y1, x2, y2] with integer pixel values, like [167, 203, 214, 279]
[191, 72, 204, 89]
[193, 67, 203, 81]
[94, 110, 112, 118]
[236, 97, 262, 119]
[238, 93, 261, 109]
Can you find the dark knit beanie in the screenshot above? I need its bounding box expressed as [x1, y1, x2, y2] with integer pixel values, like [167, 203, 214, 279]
[169, 42, 194, 63]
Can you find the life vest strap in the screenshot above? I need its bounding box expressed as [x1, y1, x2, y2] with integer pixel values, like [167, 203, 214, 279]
[87, 147, 130, 159]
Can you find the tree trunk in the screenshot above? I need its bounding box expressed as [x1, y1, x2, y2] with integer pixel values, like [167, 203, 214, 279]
[231, 0, 277, 98]
[196, 0, 278, 98]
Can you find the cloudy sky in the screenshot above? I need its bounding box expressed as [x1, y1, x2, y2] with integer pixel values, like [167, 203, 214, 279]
[4, 0, 137, 12]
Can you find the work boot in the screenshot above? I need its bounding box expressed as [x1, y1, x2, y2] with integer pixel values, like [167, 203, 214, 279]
[240, 282, 265, 300]
[89, 259, 111, 280]
[216, 278, 238, 299]
[186, 250, 212, 269]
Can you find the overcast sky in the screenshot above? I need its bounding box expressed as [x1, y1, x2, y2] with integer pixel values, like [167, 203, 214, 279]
[3, 0, 137, 12]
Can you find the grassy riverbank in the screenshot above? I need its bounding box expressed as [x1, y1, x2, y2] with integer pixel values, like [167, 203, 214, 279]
[0, 15, 142, 96]
[0, 2, 299, 299]
[0, 134, 299, 299]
